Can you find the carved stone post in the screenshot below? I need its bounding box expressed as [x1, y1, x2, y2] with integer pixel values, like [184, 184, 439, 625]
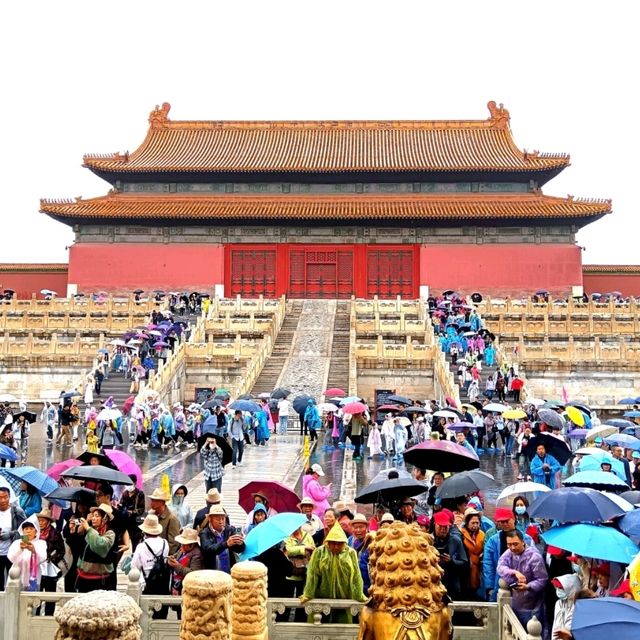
[180, 570, 233, 640]
[526, 615, 543, 640]
[231, 561, 268, 640]
[54, 590, 141, 640]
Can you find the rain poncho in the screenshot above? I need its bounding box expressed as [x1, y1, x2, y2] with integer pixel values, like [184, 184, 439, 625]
[303, 474, 331, 517]
[552, 573, 582, 637]
[304, 401, 321, 432]
[530, 453, 562, 488]
[7, 515, 46, 590]
[171, 485, 193, 529]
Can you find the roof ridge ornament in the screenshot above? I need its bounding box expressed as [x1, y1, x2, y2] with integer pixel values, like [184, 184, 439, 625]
[487, 101, 510, 127]
[149, 102, 171, 129]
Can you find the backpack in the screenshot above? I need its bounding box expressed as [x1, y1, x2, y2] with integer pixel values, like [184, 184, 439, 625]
[142, 540, 169, 594]
[56, 540, 74, 577]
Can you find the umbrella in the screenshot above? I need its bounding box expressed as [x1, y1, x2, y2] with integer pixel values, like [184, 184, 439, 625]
[104, 451, 143, 491]
[0, 469, 21, 493]
[619, 398, 638, 405]
[541, 524, 639, 564]
[605, 419, 636, 430]
[435, 470, 495, 499]
[567, 429, 590, 440]
[537, 408, 566, 430]
[62, 390, 82, 399]
[579, 453, 626, 479]
[586, 425, 618, 440]
[523, 433, 572, 465]
[497, 481, 551, 503]
[620, 490, 640, 505]
[0, 394, 18, 403]
[97, 348, 109, 354]
[47, 459, 82, 481]
[76, 451, 116, 469]
[153, 341, 170, 348]
[604, 433, 640, 450]
[446, 421, 475, 432]
[371, 468, 412, 482]
[5, 466, 59, 496]
[574, 446, 603, 455]
[45, 486, 97, 505]
[293, 395, 315, 414]
[571, 597, 640, 640]
[355, 473, 428, 505]
[238, 481, 300, 514]
[0, 444, 17, 462]
[387, 394, 412, 406]
[566, 401, 593, 417]
[323, 388, 346, 397]
[96, 408, 122, 421]
[483, 403, 509, 413]
[503, 409, 527, 420]
[271, 388, 291, 399]
[339, 396, 361, 405]
[202, 398, 224, 409]
[196, 434, 233, 466]
[342, 401, 367, 415]
[110, 339, 127, 346]
[471, 292, 483, 303]
[377, 404, 402, 412]
[403, 440, 479, 472]
[618, 509, 640, 543]
[401, 406, 430, 415]
[257, 392, 271, 400]
[397, 417, 411, 427]
[564, 470, 629, 492]
[215, 388, 231, 396]
[565, 406, 586, 426]
[541, 400, 565, 409]
[239, 513, 307, 561]
[623, 411, 640, 419]
[229, 399, 261, 413]
[318, 403, 340, 413]
[61, 464, 133, 485]
[432, 409, 459, 420]
[122, 395, 136, 415]
[528, 487, 629, 523]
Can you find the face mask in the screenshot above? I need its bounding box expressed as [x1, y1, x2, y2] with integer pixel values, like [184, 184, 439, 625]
[174, 495, 184, 505]
[571, 563, 581, 574]
[555, 588, 567, 600]
[515, 506, 526, 516]
[126, 485, 135, 493]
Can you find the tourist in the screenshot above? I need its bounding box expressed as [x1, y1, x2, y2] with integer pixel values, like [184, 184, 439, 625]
[455, 431, 475, 454]
[7, 516, 46, 591]
[432, 510, 468, 600]
[94, 483, 131, 570]
[199, 505, 245, 572]
[40, 400, 57, 442]
[118, 475, 146, 549]
[171, 485, 193, 529]
[512, 496, 535, 534]
[72, 503, 116, 592]
[148, 488, 181, 555]
[303, 399, 321, 442]
[200, 435, 225, 492]
[57, 405, 73, 448]
[300, 523, 366, 623]
[530, 444, 562, 489]
[313, 508, 339, 546]
[497, 529, 548, 633]
[461, 508, 485, 600]
[168, 527, 203, 601]
[379, 512, 394, 528]
[18, 481, 42, 518]
[550, 573, 582, 640]
[0, 486, 25, 589]
[243, 503, 268, 535]
[466, 496, 495, 534]
[397, 497, 417, 524]
[427, 471, 445, 507]
[347, 513, 372, 592]
[228, 409, 245, 468]
[255, 539, 294, 600]
[37, 508, 66, 614]
[393, 417, 408, 459]
[381, 413, 395, 454]
[277, 396, 290, 436]
[131, 513, 169, 594]
[367, 503, 387, 532]
[332, 500, 354, 535]
[193, 488, 223, 531]
[255, 401, 270, 446]
[485, 375, 496, 399]
[302, 464, 332, 517]
[367, 420, 383, 458]
[610, 445, 632, 486]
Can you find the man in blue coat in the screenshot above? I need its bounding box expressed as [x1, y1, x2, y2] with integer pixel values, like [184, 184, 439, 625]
[530, 443, 562, 488]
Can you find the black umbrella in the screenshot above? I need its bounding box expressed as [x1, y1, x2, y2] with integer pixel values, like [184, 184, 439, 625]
[355, 472, 427, 505]
[271, 388, 291, 400]
[133, 289, 144, 294]
[523, 433, 572, 466]
[75, 451, 117, 469]
[537, 409, 566, 430]
[237, 393, 254, 400]
[471, 292, 483, 303]
[400, 406, 429, 415]
[387, 394, 412, 406]
[435, 470, 495, 499]
[45, 486, 97, 505]
[62, 390, 82, 399]
[61, 464, 132, 485]
[196, 433, 233, 466]
[620, 490, 640, 505]
[293, 395, 315, 414]
[12, 410, 37, 423]
[202, 398, 224, 409]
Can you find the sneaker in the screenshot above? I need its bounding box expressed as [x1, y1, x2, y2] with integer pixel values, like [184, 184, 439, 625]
[238, 461, 243, 467]
[232, 465, 237, 469]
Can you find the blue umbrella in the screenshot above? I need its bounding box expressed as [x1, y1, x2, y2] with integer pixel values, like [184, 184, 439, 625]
[606, 419, 636, 430]
[0, 444, 17, 462]
[617, 509, 640, 544]
[618, 398, 638, 405]
[6, 465, 60, 496]
[605, 433, 640, 450]
[529, 487, 628, 523]
[339, 396, 361, 405]
[567, 429, 589, 439]
[228, 400, 261, 413]
[0, 468, 22, 492]
[239, 513, 307, 560]
[62, 390, 82, 399]
[572, 597, 640, 640]
[623, 411, 640, 418]
[564, 470, 629, 491]
[202, 415, 217, 434]
[579, 453, 626, 480]
[541, 523, 639, 563]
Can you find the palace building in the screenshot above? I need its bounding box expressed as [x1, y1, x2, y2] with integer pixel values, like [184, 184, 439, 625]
[40, 101, 612, 298]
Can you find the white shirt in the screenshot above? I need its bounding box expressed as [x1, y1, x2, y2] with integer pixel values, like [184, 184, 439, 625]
[131, 537, 169, 589]
[0, 508, 14, 555]
[278, 399, 290, 417]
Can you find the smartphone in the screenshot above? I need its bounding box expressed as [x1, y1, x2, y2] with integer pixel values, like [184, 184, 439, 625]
[21, 535, 29, 543]
[234, 526, 242, 536]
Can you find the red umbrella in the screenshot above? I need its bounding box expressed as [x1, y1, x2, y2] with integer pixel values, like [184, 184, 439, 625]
[47, 459, 82, 481]
[324, 388, 346, 397]
[238, 481, 300, 514]
[403, 440, 480, 472]
[122, 395, 136, 415]
[342, 401, 368, 414]
[377, 404, 402, 412]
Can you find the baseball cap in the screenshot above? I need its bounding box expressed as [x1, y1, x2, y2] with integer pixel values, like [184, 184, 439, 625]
[311, 463, 324, 476]
[433, 511, 452, 526]
[494, 507, 514, 521]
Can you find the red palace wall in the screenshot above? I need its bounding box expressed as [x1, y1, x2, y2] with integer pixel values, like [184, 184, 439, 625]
[582, 273, 640, 297]
[419, 244, 583, 297]
[0, 269, 69, 299]
[68, 244, 224, 292]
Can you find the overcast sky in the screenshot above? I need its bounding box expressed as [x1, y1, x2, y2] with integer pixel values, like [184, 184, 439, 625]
[1, 1, 635, 264]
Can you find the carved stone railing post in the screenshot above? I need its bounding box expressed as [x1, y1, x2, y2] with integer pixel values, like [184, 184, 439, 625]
[53, 590, 142, 640]
[231, 561, 268, 640]
[526, 615, 543, 640]
[180, 569, 233, 640]
[3, 566, 21, 639]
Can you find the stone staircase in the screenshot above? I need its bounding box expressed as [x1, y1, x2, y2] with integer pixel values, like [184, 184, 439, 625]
[249, 300, 304, 395]
[325, 300, 351, 393]
[97, 371, 133, 407]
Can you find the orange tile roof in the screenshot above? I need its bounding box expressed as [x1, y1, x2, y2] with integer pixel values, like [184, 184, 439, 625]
[583, 265, 640, 274]
[0, 263, 68, 273]
[40, 192, 611, 223]
[82, 102, 570, 175]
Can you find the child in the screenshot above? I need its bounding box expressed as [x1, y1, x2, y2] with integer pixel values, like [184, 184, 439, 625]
[7, 516, 47, 591]
[243, 503, 268, 535]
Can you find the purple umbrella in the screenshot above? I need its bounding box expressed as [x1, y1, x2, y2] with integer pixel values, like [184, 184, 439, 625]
[448, 421, 475, 432]
[403, 440, 479, 472]
[153, 341, 170, 348]
[567, 429, 589, 439]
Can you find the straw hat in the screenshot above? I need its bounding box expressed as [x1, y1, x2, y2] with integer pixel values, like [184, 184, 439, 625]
[324, 523, 348, 544]
[206, 488, 223, 504]
[175, 527, 200, 546]
[380, 513, 394, 523]
[351, 513, 368, 525]
[149, 488, 170, 502]
[252, 490, 269, 502]
[89, 504, 114, 521]
[332, 501, 354, 518]
[36, 508, 55, 521]
[297, 497, 314, 509]
[139, 514, 163, 536]
[208, 504, 226, 517]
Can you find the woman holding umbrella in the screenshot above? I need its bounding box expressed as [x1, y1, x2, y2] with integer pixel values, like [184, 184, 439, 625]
[18, 481, 42, 518]
[304, 399, 321, 442]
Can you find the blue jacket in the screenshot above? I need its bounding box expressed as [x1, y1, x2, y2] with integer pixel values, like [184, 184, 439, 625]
[530, 453, 562, 488]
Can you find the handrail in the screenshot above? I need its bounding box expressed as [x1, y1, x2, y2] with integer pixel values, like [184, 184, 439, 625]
[348, 298, 358, 396]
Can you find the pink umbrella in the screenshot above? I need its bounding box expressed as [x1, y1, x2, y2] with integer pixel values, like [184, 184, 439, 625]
[104, 450, 143, 490]
[122, 395, 137, 415]
[343, 401, 368, 414]
[47, 459, 82, 481]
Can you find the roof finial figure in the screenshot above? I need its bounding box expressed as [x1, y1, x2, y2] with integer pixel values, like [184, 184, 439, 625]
[149, 102, 171, 129]
[487, 101, 510, 127]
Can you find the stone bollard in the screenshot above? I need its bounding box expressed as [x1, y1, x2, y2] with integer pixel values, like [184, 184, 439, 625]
[180, 570, 234, 640]
[231, 561, 268, 640]
[54, 590, 141, 640]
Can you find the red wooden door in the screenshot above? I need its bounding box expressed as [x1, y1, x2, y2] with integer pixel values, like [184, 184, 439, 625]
[288, 248, 354, 298]
[229, 248, 276, 297]
[367, 248, 415, 298]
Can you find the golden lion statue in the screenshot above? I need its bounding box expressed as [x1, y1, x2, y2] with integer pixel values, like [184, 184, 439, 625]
[357, 522, 453, 640]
